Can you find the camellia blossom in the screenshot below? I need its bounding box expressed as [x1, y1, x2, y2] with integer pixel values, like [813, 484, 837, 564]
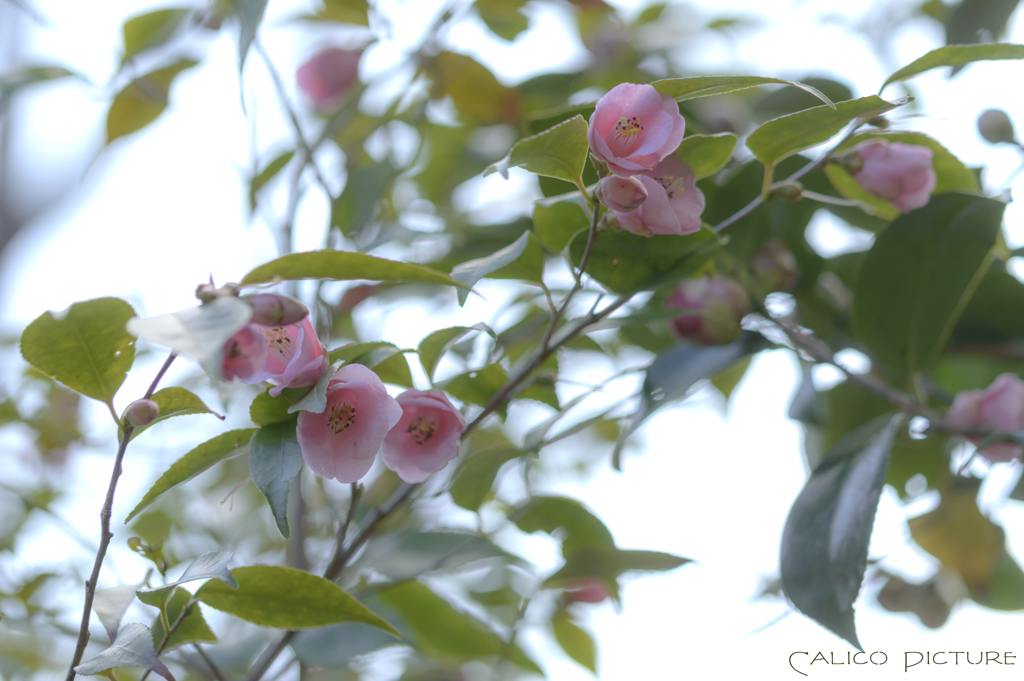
[946, 373, 1024, 463]
[296, 364, 403, 483]
[244, 317, 328, 396]
[382, 390, 466, 483]
[587, 82, 685, 178]
[296, 47, 362, 113]
[666, 275, 751, 345]
[221, 324, 267, 382]
[852, 141, 936, 213]
[611, 157, 705, 237]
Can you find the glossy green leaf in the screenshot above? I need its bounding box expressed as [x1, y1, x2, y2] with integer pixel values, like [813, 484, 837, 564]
[196, 566, 399, 635]
[121, 8, 190, 63]
[652, 75, 834, 106]
[249, 150, 295, 212]
[327, 341, 397, 365]
[126, 429, 257, 522]
[142, 587, 216, 651]
[249, 422, 304, 538]
[442, 364, 509, 418]
[249, 388, 305, 426]
[511, 496, 614, 556]
[371, 350, 414, 388]
[476, 0, 529, 40]
[236, 0, 268, 73]
[547, 547, 691, 583]
[851, 194, 1005, 378]
[746, 95, 909, 167]
[781, 414, 902, 651]
[881, 43, 1024, 91]
[374, 580, 539, 672]
[418, 324, 495, 380]
[240, 250, 465, 288]
[552, 610, 597, 673]
[20, 297, 136, 408]
[106, 59, 198, 144]
[677, 133, 738, 179]
[483, 115, 589, 188]
[128, 387, 217, 441]
[449, 447, 523, 511]
[533, 200, 589, 253]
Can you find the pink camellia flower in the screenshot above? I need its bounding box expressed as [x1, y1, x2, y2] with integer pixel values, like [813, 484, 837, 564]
[381, 389, 466, 483]
[246, 317, 329, 396]
[587, 82, 685, 178]
[296, 47, 362, 113]
[852, 141, 936, 213]
[598, 175, 647, 212]
[612, 157, 705, 237]
[221, 325, 267, 382]
[564, 578, 612, 604]
[666, 275, 751, 345]
[297, 364, 403, 483]
[946, 373, 1024, 463]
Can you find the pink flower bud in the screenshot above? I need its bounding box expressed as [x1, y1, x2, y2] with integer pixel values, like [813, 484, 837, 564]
[244, 293, 309, 327]
[749, 240, 799, 292]
[587, 83, 686, 178]
[852, 141, 936, 214]
[382, 390, 466, 483]
[125, 399, 160, 427]
[611, 157, 705, 237]
[222, 324, 268, 381]
[666, 275, 751, 345]
[564, 578, 612, 604]
[297, 48, 362, 113]
[297, 364, 403, 483]
[598, 175, 647, 212]
[946, 373, 1024, 463]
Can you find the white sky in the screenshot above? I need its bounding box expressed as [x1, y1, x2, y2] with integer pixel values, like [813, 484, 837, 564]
[2, 0, 1024, 679]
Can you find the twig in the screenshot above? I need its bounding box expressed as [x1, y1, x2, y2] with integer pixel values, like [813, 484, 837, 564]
[140, 594, 199, 681]
[66, 353, 177, 681]
[193, 643, 228, 681]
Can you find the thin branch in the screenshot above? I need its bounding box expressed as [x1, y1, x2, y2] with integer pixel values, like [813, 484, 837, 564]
[140, 595, 199, 681]
[193, 643, 228, 681]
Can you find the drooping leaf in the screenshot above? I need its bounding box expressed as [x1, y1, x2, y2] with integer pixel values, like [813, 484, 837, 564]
[248, 423, 304, 538]
[106, 59, 198, 144]
[547, 547, 691, 584]
[138, 551, 238, 594]
[196, 566, 399, 635]
[126, 429, 257, 522]
[127, 387, 218, 441]
[20, 297, 136, 408]
[240, 250, 465, 288]
[851, 194, 1005, 378]
[652, 75, 835, 106]
[236, 0, 268, 73]
[551, 610, 597, 673]
[140, 587, 217, 651]
[249, 149, 295, 212]
[780, 414, 902, 651]
[746, 95, 909, 167]
[483, 115, 589, 188]
[451, 232, 538, 305]
[676, 133, 738, 179]
[449, 447, 523, 511]
[74, 623, 174, 681]
[291, 622, 398, 669]
[418, 324, 495, 381]
[880, 43, 1024, 91]
[121, 8, 191, 63]
[126, 296, 252, 369]
[510, 496, 614, 556]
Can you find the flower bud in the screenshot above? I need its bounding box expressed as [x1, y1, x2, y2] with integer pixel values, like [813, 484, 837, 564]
[851, 141, 936, 213]
[244, 293, 309, 327]
[772, 181, 803, 202]
[977, 109, 1016, 145]
[196, 280, 240, 303]
[666, 275, 751, 345]
[125, 399, 160, 427]
[598, 175, 647, 212]
[297, 47, 362, 113]
[750, 240, 799, 292]
[866, 115, 889, 129]
[946, 373, 1024, 463]
[564, 578, 612, 604]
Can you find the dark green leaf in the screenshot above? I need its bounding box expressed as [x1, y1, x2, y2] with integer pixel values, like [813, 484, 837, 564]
[533, 200, 589, 253]
[418, 324, 495, 381]
[653, 75, 835, 106]
[240, 250, 465, 288]
[236, 0, 268, 73]
[484, 115, 589, 188]
[677, 133, 738, 179]
[510, 496, 614, 556]
[781, 414, 902, 651]
[851, 194, 1005, 378]
[552, 610, 597, 673]
[106, 59, 198, 144]
[248, 422, 304, 538]
[249, 150, 295, 212]
[126, 429, 257, 522]
[746, 95, 909, 167]
[20, 297, 136, 408]
[121, 8, 191, 63]
[547, 547, 691, 583]
[196, 566, 399, 634]
[881, 43, 1024, 91]
[128, 387, 217, 441]
[449, 447, 523, 511]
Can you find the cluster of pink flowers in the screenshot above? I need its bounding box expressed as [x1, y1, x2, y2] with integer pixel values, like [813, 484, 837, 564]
[224, 294, 466, 484]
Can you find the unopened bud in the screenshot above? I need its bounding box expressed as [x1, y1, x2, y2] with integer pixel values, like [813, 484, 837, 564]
[244, 293, 309, 327]
[125, 399, 160, 427]
[196, 280, 240, 303]
[867, 115, 889, 129]
[666, 274, 751, 345]
[598, 175, 648, 212]
[750, 240, 799, 292]
[836, 151, 863, 175]
[772, 182, 803, 202]
[977, 109, 1016, 145]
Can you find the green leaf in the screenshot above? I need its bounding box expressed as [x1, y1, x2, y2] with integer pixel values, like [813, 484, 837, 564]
[547, 547, 691, 583]
[425, 52, 518, 127]
[20, 297, 136, 408]
[880, 43, 1024, 91]
[975, 552, 1024, 611]
[569, 226, 721, 294]
[652, 75, 835, 107]
[139, 551, 238, 593]
[236, 0, 268, 73]
[851, 194, 1006, 378]
[510, 496, 614, 556]
[196, 565, 400, 635]
[327, 341, 397, 365]
[781, 414, 902, 651]
[483, 115, 589, 189]
[476, 0, 529, 40]
[945, 0, 1018, 50]
[128, 387, 218, 441]
[106, 59, 198, 144]
[142, 587, 217, 651]
[371, 350, 414, 388]
[746, 95, 909, 167]
[331, 159, 398, 236]
[418, 324, 495, 381]
[533, 200, 589, 253]
[677, 133, 738, 179]
[249, 150, 295, 212]
[73, 623, 172, 680]
[291, 622, 398, 669]
[551, 610, 597, 673]
[321, 0, 370, 24]
[0, 66, 79, 110]
[374, 580, 539, 673]
[240, 250, 465, 288]
[249, 388, 306, 426]
[709, 355, 751, 401]
[126, 429, 257, 522]
[352, 531, 515, 582]
[451, 232, 539, 305]
[449, 447, 523, 511]
[248, 423, 304, 538]
[121, 8, 191, 63]
[442, 364, 509, 418]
